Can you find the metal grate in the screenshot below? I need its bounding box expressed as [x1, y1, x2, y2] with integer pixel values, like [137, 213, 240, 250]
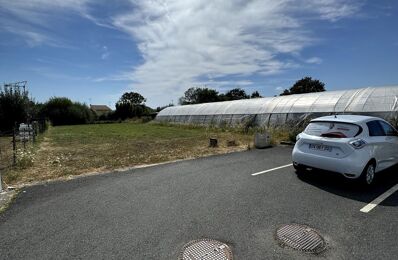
[276, 224, 326, 254]
[179, 239, 233, 260]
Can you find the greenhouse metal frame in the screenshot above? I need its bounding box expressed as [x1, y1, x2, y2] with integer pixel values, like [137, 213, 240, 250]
[156, 86, 398, 127]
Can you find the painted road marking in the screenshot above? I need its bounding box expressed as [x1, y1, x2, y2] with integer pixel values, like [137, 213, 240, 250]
[360, 183, 398, 213]
[251, 164, 293, 176]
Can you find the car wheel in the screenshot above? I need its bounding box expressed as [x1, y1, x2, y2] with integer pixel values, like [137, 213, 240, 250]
[359, 162, 376, 186]
[293, 164, 305, 176]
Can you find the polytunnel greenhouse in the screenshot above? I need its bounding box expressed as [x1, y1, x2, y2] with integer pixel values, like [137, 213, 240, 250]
[155, 86, 398, 126]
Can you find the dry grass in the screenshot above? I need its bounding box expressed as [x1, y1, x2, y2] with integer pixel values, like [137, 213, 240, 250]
[0, 136, 13, 170]
[3, 122, 254, 185]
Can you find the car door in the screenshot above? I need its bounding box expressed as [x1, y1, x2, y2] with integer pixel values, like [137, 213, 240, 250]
[366, 120, 389, 171]
[378, 120, 398, 166]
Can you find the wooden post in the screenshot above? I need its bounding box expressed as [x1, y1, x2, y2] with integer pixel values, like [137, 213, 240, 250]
[0, 169, 3, 192]
[32, 123, 36, 143]
[209, 138, 218, 147]
[12, 127, 16, 166]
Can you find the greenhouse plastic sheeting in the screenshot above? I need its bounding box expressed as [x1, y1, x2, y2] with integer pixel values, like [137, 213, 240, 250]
[156, 86, 398, 126]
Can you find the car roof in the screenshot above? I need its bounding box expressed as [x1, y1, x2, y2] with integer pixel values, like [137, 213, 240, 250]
[311, 114, 381, 124]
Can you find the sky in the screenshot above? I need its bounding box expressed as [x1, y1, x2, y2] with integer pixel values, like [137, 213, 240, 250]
[0, 0, 397, 108]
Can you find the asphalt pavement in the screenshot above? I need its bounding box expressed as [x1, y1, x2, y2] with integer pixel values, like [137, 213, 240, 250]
[0, 146, 397, 259]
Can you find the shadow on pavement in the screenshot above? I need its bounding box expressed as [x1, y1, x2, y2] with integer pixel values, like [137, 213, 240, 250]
[296, 165, 398, 206]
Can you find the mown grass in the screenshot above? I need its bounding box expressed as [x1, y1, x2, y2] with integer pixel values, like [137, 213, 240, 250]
[3, 122, 256, 185]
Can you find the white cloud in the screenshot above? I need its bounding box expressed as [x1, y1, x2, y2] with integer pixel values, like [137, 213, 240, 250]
[101, 46, 110, 60]
[111, 0, 361, 104]
[101, 53, 109, 60]
[302, 0, 362, 21]
[0, 0, 89, 27]
[0, 0, 90, 47]
[28, 66, 91, 81]
[0, 0, 89, 15]
[0, 0, 362, 105]
[11, 29, 51, 47]
[2, 24, 70, 48]
[93, 72, 133, 83]
[306, 57, 323, 64]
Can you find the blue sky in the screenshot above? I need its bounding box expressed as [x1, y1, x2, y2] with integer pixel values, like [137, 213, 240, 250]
[1, 0, 397, 108]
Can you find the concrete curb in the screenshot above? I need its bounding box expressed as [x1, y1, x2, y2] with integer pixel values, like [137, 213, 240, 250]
[0, 190, 18, 214]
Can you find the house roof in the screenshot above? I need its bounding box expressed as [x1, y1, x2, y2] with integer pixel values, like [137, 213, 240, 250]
[90, 105, 112, 111]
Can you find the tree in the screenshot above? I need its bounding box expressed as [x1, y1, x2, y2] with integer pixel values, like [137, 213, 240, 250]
[179, 87, 219, 105]
[41, 97, 94, 126]
[115, 91, 152, 119]
[0, 87, 32, 133]
[251, 91, 262, 98]
[223, 88, 249, 101]
[118, 92, 146, 105]
[280, 77, 326, 96]
[156, 103, 174, 112]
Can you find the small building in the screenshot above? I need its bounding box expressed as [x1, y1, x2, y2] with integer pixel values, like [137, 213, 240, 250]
[90, 105, 112, 117]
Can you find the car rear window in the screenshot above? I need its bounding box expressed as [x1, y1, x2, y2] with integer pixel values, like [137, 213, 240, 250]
[366, 120, 386, 136]
[304, 121, 361, 138]
[379, 121, 398, 136]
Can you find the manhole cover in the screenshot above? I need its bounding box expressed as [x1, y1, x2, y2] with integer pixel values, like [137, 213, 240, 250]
[276, 224, 326, 254]
[179, 239, 233, 260]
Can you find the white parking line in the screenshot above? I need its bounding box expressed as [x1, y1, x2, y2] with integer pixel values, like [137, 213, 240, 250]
[360, 183, 398, 213]
[251, 163, 293, 176]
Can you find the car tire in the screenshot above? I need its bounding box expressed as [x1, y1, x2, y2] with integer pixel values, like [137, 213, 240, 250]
[293, 164, 306, 176]
[359, 162, 376, 186]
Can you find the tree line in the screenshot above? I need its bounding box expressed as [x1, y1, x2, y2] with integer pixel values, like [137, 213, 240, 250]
[0, 76, 325, 132]
[0, 88, 96, 133]
[178, 77, 325, 104]
[179, 87, 262, 105]
[0, 88, 155, 133]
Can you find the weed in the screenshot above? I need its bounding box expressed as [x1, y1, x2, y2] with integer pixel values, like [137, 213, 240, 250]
[15, 149, 35, 169]
[3, 122, 253, 185]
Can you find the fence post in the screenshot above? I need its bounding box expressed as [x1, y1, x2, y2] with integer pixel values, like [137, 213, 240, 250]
[0, 169, 2, 192]
[12, 127, 16, 166]
[32, 123, 36, 143]
[0, 170, 2, 193]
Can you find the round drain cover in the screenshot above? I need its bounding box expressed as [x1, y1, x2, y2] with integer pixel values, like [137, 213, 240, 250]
[179, 239, 233, 260]
[276, 224, 326, 254]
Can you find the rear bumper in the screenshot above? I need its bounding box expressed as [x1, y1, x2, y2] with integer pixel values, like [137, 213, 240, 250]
[292, 146, 368, 178]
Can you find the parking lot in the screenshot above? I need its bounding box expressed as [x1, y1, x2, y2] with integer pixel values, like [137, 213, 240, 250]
[0, 146, 397, 259]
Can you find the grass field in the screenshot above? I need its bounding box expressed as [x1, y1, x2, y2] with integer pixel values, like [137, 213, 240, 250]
[2, 122, 254, 186]
[0, 136, 13, 170]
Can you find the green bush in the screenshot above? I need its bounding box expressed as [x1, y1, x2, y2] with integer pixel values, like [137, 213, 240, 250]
[115, 103, 152, 120]
[0, 88, 31, 133]
[41, 97, 95, 126]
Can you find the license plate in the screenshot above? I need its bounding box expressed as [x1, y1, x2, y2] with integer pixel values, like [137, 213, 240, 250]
[309, 144, 332, 152]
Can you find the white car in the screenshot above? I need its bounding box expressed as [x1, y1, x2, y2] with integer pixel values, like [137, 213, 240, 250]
[292, 115, 398, 185]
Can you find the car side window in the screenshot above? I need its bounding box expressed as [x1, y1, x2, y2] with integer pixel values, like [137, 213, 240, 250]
[379, 121, 398, 136]
[366, 120, 385, 136]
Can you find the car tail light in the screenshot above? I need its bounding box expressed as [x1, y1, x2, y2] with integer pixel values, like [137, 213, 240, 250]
[349, 139, 366, 149]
